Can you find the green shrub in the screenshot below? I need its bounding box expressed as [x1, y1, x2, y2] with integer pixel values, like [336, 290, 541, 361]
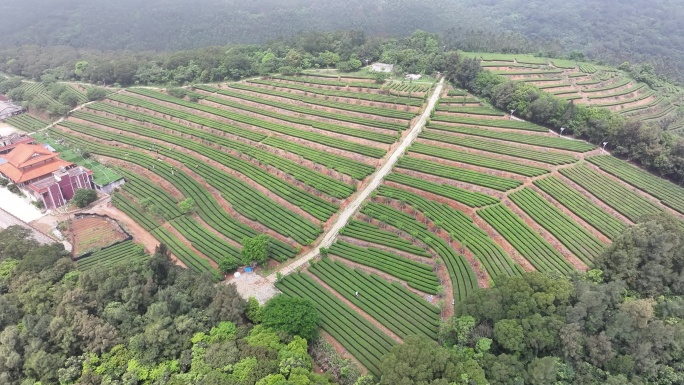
[7, 184, 23, 196]
[72, 189, 98, 208]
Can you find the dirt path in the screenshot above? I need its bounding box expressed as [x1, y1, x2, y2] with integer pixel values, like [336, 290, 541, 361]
[260, 78, 445, 285]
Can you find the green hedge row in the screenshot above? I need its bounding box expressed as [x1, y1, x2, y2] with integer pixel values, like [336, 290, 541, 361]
[533, 176, 627, 240]
[397, 157, 521, 191]
[410, 142, 549, 177]
[559, 164, 664, 223]
[50, 129, 298, 256]
[477, 204, 574, 274]
[510, 188, 605, 266]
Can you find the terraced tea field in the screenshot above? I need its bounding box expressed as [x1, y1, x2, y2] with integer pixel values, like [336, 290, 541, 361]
[461, 51, 684, 132]
[46, 74, 684, 376]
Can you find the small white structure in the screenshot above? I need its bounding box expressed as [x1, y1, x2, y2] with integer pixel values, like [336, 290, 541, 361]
[405, 74, 422, 81]
[370, 63, 394, 73]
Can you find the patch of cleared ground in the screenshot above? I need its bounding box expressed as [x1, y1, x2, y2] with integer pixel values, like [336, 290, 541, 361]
[229, 272, 281, 304]
[0, 187, 44, 222]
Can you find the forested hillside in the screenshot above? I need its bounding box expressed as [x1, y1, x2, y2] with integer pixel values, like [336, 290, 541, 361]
[0, 226, 348, 384]
[0, 0, 683, 82]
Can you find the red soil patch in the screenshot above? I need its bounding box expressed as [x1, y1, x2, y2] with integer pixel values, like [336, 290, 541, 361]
[69, 214, 128, 256]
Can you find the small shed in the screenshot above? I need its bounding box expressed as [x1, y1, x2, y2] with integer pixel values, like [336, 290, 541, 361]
[370, 63, 394, 73]
[405, 74, 422, 81]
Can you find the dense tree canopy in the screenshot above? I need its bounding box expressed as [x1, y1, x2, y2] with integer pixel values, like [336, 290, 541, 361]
[597, 214, 684, 297]
[0, 0, 682, 82]
[260, 296, 320, 341]
[72, 189, 98, 208]
[441, 214, 684, 385]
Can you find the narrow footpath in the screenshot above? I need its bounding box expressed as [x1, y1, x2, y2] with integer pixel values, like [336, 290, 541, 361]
[262, 77, 445, 284]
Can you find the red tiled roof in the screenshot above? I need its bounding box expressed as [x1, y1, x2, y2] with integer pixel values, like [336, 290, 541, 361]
[0, 159, 73, 184]
[2, 143, 59, 168]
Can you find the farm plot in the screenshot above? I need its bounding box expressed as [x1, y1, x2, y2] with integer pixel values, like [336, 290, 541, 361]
[260, 137, 375, 180]
[70, 215, 129, 256]
[447, 89, 468, 96]
[434, 105, 505, 116]
[477, 204, 574, 273]
[170, 216, 242, 265]
[424, 125, 594, 152]
[409, 142, 549, 177]
[192, 86, 401, 139]
[587, 155, 684, 215]
[520, 77, 564, 83]
[509, 188, 605, 266]
[150, 226, 218, 275]
[117, 169, 183, 220]
[559, 164, 664, 222]
[249, 78, 423, 106]
[534, 177, 627, 239]
[361, 202, 478, 303]
[111, 193, 160, 231]
[385, 173, 499, 207]
[491, 70, 564, 76]
[112, 190, 222, 274]
[79, 106, 356, 199]
[4, 114, 47, 131]
[537, 83, 573, 90]
[77, 241, 147, 271]
[50, 129, 299, 255]
[420, 131, 578, 165]
[61, 117, 337, 223]
[276, 272, 396, 376]
[388, 81, 431, 94]
[327, 241, 438, 294]
[121, 89, 389, 156]
[118, 171, 243, 263]
[579, 64, 597, 73]
[225, 83, 416, 120]
[397, 157, 522, 191]
[377, 186, 524, 281]
[439, 96, 482, 104]
[626, 96, 663, 115]
[339, 220, 431, 257]
[308, 258, 440, 339]
[587, 84, 646, 100]
[551, 59, 577, 69]
[272, 74, 382, 89]
[431, 115, 549, 132]
[581, 78, 631, 92]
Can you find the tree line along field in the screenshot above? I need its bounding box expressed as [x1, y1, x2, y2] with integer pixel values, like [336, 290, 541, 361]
[45, 74, 684, 376]
[461, 51, 684, 133]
